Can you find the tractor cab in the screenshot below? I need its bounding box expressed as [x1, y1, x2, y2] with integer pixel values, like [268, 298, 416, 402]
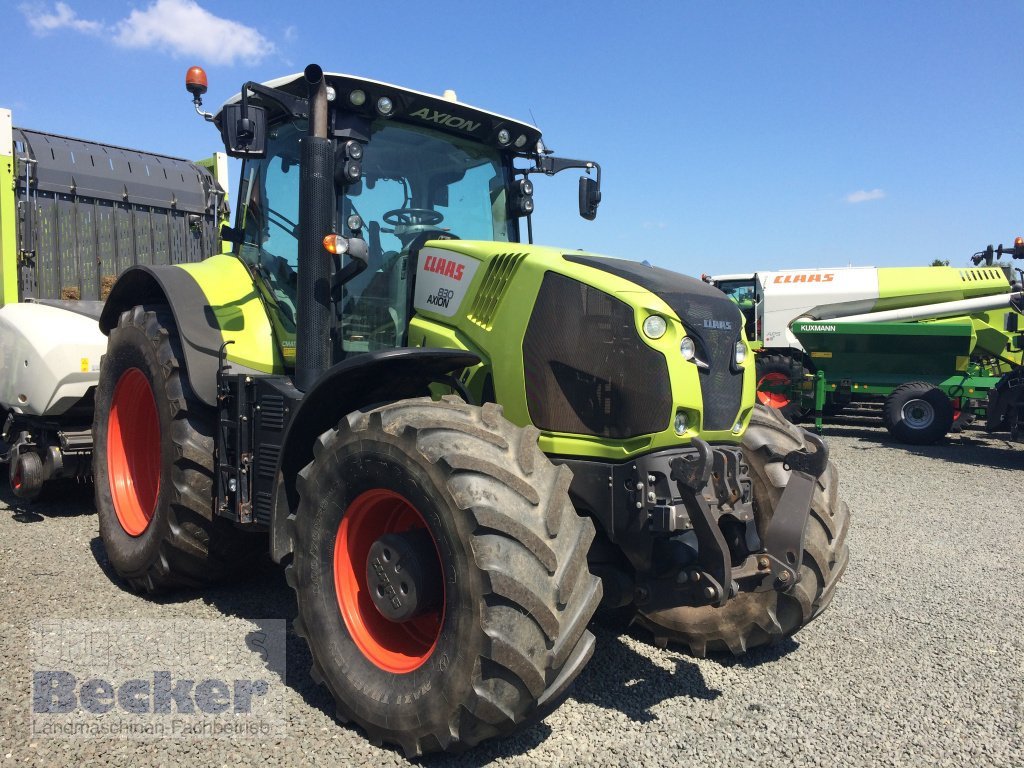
[192, 67, 600, 364]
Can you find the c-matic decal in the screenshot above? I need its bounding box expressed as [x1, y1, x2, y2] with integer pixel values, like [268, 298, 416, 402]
[414, 248, 479, 318]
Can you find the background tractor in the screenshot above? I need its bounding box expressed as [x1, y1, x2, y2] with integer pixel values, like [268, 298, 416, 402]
[90, 64, 850, 755]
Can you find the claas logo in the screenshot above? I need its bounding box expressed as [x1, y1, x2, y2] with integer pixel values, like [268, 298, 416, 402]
[423, 254, 465, 281]
[773, 273, 835, 284]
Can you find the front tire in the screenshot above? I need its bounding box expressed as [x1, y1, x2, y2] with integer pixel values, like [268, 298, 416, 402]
[882, 381, 953, 444]
[634, 404, 850, 656]
[288, 397, 602, 756]
[92, 305, 259, 592]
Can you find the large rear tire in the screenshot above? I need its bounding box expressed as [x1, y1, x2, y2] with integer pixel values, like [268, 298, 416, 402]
[287, 397, 602, 756]
[92, 305, 260, 592]
[756, 353, 807, 423]
[882, 381, 953, 444]
[634, 404, 850, 656]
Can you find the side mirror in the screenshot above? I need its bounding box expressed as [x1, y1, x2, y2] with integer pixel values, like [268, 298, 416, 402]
[220, 103, 267, 158]
[579, 176, 601, 221]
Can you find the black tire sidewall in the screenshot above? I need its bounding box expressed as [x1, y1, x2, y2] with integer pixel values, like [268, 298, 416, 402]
[884, 383, 953, 444]
[296, 434, 484, 730]
[93, 316, 176, 579]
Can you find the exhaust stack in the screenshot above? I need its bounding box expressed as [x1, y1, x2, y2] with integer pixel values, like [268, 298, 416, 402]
[294, 64, 333, 392]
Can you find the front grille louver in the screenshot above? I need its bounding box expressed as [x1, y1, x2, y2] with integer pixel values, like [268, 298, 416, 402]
[468, 252, 527, 329]
[561, 254, 745, 432]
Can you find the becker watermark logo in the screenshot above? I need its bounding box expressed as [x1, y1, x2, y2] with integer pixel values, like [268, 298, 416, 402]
[30, 619, 286, 739]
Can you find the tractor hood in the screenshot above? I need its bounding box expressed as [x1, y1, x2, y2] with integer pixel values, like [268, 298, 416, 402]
[407, 241, 753, 455]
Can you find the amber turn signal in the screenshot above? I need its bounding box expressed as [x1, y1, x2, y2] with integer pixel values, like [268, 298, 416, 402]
[323, 234, 348, 255]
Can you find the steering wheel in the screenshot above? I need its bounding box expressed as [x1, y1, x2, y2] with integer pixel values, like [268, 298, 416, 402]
[382, 208, 447, 245]
[382, 208, 444, 228]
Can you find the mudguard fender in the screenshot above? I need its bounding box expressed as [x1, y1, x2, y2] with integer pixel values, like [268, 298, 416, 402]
[269, 347, 480, 562]
[99, 265, 264, 408]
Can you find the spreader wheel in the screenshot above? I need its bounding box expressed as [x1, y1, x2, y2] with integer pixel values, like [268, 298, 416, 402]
[882, 381, 954, 444]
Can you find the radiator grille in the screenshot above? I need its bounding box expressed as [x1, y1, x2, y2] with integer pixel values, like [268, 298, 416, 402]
[523, 273, 672, 438]
[562, 255, 744, 432]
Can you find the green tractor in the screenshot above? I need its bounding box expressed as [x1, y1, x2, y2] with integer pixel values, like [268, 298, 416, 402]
[92, 64, 850, 755]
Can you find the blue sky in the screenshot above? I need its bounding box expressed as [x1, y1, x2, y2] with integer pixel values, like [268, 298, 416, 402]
[5, 1, 1024, 276]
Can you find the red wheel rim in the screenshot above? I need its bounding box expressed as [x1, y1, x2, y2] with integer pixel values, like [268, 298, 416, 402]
[107, 368, 161, 536]
[757, 372, 791, 408]
[334, 489, 444, 673]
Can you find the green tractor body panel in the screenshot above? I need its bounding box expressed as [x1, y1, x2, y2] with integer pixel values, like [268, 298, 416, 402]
[139, 238, 753, 463]
[407, 241, 754, 460]
[177, 254, 287, 374]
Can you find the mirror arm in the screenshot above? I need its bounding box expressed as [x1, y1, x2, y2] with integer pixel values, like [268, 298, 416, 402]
[330, 237, 370, 301]
[238, 82, 310, 121]
[525, 156, 601, 182]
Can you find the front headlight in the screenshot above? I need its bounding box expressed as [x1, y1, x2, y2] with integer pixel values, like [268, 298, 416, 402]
[680, 336, 696, 361]
[735, 340, 747, 365]
[674, 411, 688, 435]
[643, 315, 667, 339]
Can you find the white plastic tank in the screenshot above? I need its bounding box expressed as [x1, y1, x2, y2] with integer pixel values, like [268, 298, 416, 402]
[0, 303, 107, 416]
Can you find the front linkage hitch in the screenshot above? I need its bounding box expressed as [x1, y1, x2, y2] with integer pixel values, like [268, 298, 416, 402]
[635, 431, 829, 611]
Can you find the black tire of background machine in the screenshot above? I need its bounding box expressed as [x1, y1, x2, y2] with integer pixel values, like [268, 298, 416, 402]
[634, 403, 850, 656]
[92, 305, 263, 593]
[755, 353, 808, 423]
[882, 381, 954, 445]
[287, 396, 603, 757]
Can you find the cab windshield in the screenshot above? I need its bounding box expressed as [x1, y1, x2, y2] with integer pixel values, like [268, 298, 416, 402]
[237, 118, 513, 355]
[715, 279, 757, 304]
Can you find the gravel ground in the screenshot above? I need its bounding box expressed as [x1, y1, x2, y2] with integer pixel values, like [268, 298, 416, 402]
[1, 409, 1022, 767]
